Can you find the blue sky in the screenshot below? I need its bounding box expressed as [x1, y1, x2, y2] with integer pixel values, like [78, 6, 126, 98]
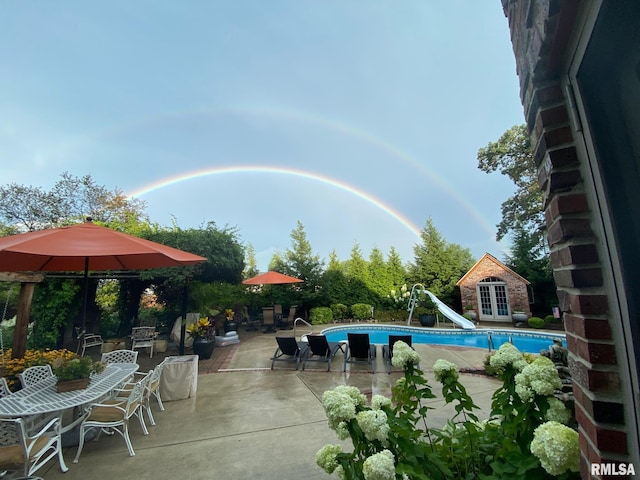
[1, 2, 524, 271]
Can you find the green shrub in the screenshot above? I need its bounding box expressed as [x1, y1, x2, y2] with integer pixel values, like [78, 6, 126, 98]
[330, 303, 348, 321]
[528, 316, 546, 328]
[545, 314, 561, 324]
[351, 303, 372, 320]
[309, 307, 333, 325]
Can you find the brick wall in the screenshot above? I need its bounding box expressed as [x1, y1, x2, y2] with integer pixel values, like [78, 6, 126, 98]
[501, 0, 632, 476]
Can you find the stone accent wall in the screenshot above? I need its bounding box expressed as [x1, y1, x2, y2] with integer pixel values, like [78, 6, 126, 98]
[501, 0, 633, 475]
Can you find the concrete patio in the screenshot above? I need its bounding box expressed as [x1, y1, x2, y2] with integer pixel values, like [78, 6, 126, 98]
[40, 325, 500, 479]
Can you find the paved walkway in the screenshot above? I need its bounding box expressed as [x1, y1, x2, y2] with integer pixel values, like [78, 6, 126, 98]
[41, 324, 501, 480]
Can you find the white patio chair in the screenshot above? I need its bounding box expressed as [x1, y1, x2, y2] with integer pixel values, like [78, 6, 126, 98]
[0, 378, 11, 398]
[75, 327, 104, 357]
[114, 370, 154, 434]
[0, 416, 68, 477]
[130, 326, 158, 358]
[73, 378, 147, 463]
[18, 365, 53, 389]
[101, 349, 139, 364]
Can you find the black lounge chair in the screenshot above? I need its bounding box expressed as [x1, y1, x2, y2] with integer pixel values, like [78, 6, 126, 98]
[270, 336, 308, 370]
[382, 335, 415, 374]
[343, 333, 376, 373]
[302, 334, 344, 371]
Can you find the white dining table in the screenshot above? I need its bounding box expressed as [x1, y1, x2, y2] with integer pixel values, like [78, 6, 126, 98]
[0, 363, 138, 419]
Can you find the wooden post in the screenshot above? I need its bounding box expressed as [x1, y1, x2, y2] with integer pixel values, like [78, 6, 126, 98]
[12, 283, 35, 359]
[0, 272, 46, 359]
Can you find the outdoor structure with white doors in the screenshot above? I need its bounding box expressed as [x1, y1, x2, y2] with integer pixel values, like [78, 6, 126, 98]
[457, 253, 531, 323]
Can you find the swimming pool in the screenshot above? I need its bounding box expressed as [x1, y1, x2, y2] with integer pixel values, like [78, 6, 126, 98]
[320, 324, 566, 354]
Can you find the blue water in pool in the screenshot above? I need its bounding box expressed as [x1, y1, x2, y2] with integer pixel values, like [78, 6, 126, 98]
[320, 325, 566, 354]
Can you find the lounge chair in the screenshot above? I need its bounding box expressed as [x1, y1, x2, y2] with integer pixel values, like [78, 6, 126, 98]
[302, 334, 343, 371]
[270, 337, 308, 370]
[382, 335, 416, 374]
[343, 333, 376, 373]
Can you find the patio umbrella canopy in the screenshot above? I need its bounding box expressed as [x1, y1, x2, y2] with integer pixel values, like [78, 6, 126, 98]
[242, 271, 303, 285]
[0, 221, 207, 272]
[0, 220, 207, 357]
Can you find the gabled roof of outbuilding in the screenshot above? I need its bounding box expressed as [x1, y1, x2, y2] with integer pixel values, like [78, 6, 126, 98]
[456, 252, 530, 286]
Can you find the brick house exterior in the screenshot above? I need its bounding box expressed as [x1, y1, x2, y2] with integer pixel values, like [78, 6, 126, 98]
[457, 253, 531, 322]
[501, 0, 640, 476]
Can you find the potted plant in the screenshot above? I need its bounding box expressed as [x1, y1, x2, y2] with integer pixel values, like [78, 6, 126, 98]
[187, 317, 216, 360]
[223, 308, 239, 333]
[51, 356, 106, 392]
[463, 304, 477, 322]
[416, 294, 438, 327]
[512, 310, 528, 324]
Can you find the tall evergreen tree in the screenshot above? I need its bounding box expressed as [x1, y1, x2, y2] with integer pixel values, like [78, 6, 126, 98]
[409, 218, 475, 305]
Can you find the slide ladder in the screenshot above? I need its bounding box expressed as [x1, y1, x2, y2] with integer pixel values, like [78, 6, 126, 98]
[407, 284, 476, 330]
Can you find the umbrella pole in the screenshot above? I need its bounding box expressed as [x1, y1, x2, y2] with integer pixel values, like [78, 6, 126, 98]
[179, 283, 188, 355]
[82, 258, 89, 330]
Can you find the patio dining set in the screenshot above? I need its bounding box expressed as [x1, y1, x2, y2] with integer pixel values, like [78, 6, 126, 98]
[0, 348, 169, 478]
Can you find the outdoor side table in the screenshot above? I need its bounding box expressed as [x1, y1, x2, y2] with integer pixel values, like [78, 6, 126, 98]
[160, 355, 198, 401]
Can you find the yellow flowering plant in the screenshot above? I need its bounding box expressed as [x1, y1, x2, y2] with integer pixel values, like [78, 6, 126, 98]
[186, 317, 215, 340]
[1, 348, 76, 391]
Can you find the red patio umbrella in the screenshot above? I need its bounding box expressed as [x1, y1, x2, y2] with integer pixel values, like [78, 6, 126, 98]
[0, 221, 207, 272]
[242, 271, 303, 285]
[0, 220, 207, 357]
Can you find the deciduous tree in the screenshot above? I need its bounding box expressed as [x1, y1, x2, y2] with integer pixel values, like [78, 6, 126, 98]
[477, 124, 544, 243]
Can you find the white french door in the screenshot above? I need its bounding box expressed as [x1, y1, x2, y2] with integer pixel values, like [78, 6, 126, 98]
[477, 278, 510, 322]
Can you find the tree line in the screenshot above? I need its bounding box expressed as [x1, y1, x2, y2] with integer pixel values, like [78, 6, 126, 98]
[1, 124, 558, 349]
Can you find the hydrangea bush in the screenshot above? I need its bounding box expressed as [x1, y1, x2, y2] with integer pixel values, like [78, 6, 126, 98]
[316, 342, 579, 479]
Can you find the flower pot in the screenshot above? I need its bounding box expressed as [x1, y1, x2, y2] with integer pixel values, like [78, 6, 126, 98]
[512, 312, 528, 323]
[192, 338, 215, 360]
[56, 377, 90, 393]
[464, 311, 477, 321]
[224, 321, 239, 333]
[419, 314, 437, 327]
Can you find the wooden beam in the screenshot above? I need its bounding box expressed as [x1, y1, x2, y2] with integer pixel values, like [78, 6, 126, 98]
[12, 283, 36, 359]
[0, 272, 45, 283]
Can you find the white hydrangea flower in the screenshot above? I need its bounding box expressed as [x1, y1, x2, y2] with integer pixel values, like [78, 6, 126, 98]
[489, 343, 527, 371]
[356, 409, 390, 444]
[515, 382, 534, 402]
[530, 421, 580, 475]
[362, 449, 396, 480]
[322, 388, 358, 429]
[335, 421, 350, 440]
[335, 385, 367, 407]
[515, 357, 562, 399]
[315, 444, 343, 474]
[545, 397, 571, 424]
[371, 394, 392, 410]
[433, 359, 459, 382]
[391, 341, 420, 368]
[335, 465, 346, 480]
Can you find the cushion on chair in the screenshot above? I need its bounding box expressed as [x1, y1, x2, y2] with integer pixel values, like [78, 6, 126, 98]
[87, 400, 129, 422]
[0, 435, 51, 469]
